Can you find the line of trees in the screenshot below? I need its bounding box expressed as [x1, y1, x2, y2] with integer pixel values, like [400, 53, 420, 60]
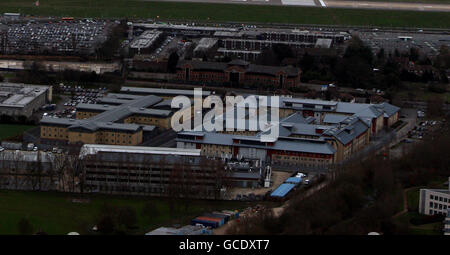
[0, 151, 83, 192]
[254, 36, 449, 91]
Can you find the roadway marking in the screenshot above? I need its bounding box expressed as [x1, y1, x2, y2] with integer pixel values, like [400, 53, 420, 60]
[318, 0, 326, 6]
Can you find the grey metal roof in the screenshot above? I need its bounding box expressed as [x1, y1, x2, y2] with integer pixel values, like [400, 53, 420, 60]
[76, 103, 117, 112]
[0, 83, 50, 108]
[323, 116, 369, 145]
[41, 116, 141, 132]
[97, 97, 134, 105]
[42, 93, 169, 133]
[289, 123, 330, 137]
[142, 125, 156, 132]
[281, 112, 315, 125]
[105, 93, 143, 100]
[177, 132, 336, 155]
[374, 102, 400, 117]
[89, 95, 165, 123]
[129, 107, 172, 117]
[80, 144, 201, 157]
[41, 116, 79, 126]
[282, 98, 338, 106]
[336, 102, 382, 118]
[323, 114, 349, 124]
[80, 145, 204, 166]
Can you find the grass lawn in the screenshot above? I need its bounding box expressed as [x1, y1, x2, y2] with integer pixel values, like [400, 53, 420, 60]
[394, 211, 443, 235]
[0, 0, 449, 28]
[0, 124, 35, 140]
[0, 190, 253, 235]
[406, 187, 420, 211]
[395, 83, 450, 103]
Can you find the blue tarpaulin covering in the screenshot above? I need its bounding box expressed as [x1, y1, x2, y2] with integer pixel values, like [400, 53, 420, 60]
[285, 177, 302, 184]
[270, 183, 296, 197]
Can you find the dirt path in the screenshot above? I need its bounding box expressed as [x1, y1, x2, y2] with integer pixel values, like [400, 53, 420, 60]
[392, 187, 417, 218]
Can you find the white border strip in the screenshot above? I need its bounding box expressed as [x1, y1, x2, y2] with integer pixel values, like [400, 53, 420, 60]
[319, 0, 326, 7]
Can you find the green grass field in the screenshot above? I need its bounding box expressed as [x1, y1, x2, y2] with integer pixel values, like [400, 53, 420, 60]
[0, 0, 449, 28]
[0, 124, 35, 140]
[395, 83, 450, 103]
[0, 190, 251, 235]
[394, 211, 443, 234]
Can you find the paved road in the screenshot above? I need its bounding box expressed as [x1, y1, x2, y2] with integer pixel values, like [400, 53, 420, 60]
[324, 0, 450, 12]
[147, 0, 450, 11]
[146, 0, 317, 6]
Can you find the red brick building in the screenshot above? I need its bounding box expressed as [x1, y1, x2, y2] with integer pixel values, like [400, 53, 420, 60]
[176, 60, 301, 88]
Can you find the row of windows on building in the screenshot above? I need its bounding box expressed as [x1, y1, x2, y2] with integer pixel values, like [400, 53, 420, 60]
[430, 194, 449, 203]
[92, 184, 216, 195]
[429, 201, 448, 211]
[274, 155, 331, 162]
[86, 177, 216, 186]
[128, 116, 161, 122]
[271, 160, 330, 168]
[429, 209, 448, 215]
[97, 139, 133, 144]
[43, 133, 68, 139]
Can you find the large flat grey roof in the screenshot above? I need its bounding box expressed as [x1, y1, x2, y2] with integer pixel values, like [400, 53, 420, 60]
[0, 83, 49, 108]
[80, 144, 201, 158]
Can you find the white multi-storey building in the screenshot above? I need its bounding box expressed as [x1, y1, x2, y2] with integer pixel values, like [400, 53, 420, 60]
[444, 209, 450, 235]
[419, 177, 450, 216]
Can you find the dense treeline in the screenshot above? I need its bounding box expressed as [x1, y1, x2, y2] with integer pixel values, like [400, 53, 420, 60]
[95, 21, 128, 60]
[256, 37, 449, 90]
[227, 119, 450, 235]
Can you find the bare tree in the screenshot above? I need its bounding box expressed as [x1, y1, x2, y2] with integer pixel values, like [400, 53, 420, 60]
[66, 154, 84, 193]
[51, 153, 67, 192]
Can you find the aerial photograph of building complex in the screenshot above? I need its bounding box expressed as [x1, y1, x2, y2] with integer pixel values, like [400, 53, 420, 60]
[0, 0, 448, 248]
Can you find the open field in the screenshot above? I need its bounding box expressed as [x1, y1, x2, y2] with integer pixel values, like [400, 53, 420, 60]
[0, 190, 252, 234]
[395, 83, 450, 103]
[0, 1, 449, 28]
[0, 124, 35, 140]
